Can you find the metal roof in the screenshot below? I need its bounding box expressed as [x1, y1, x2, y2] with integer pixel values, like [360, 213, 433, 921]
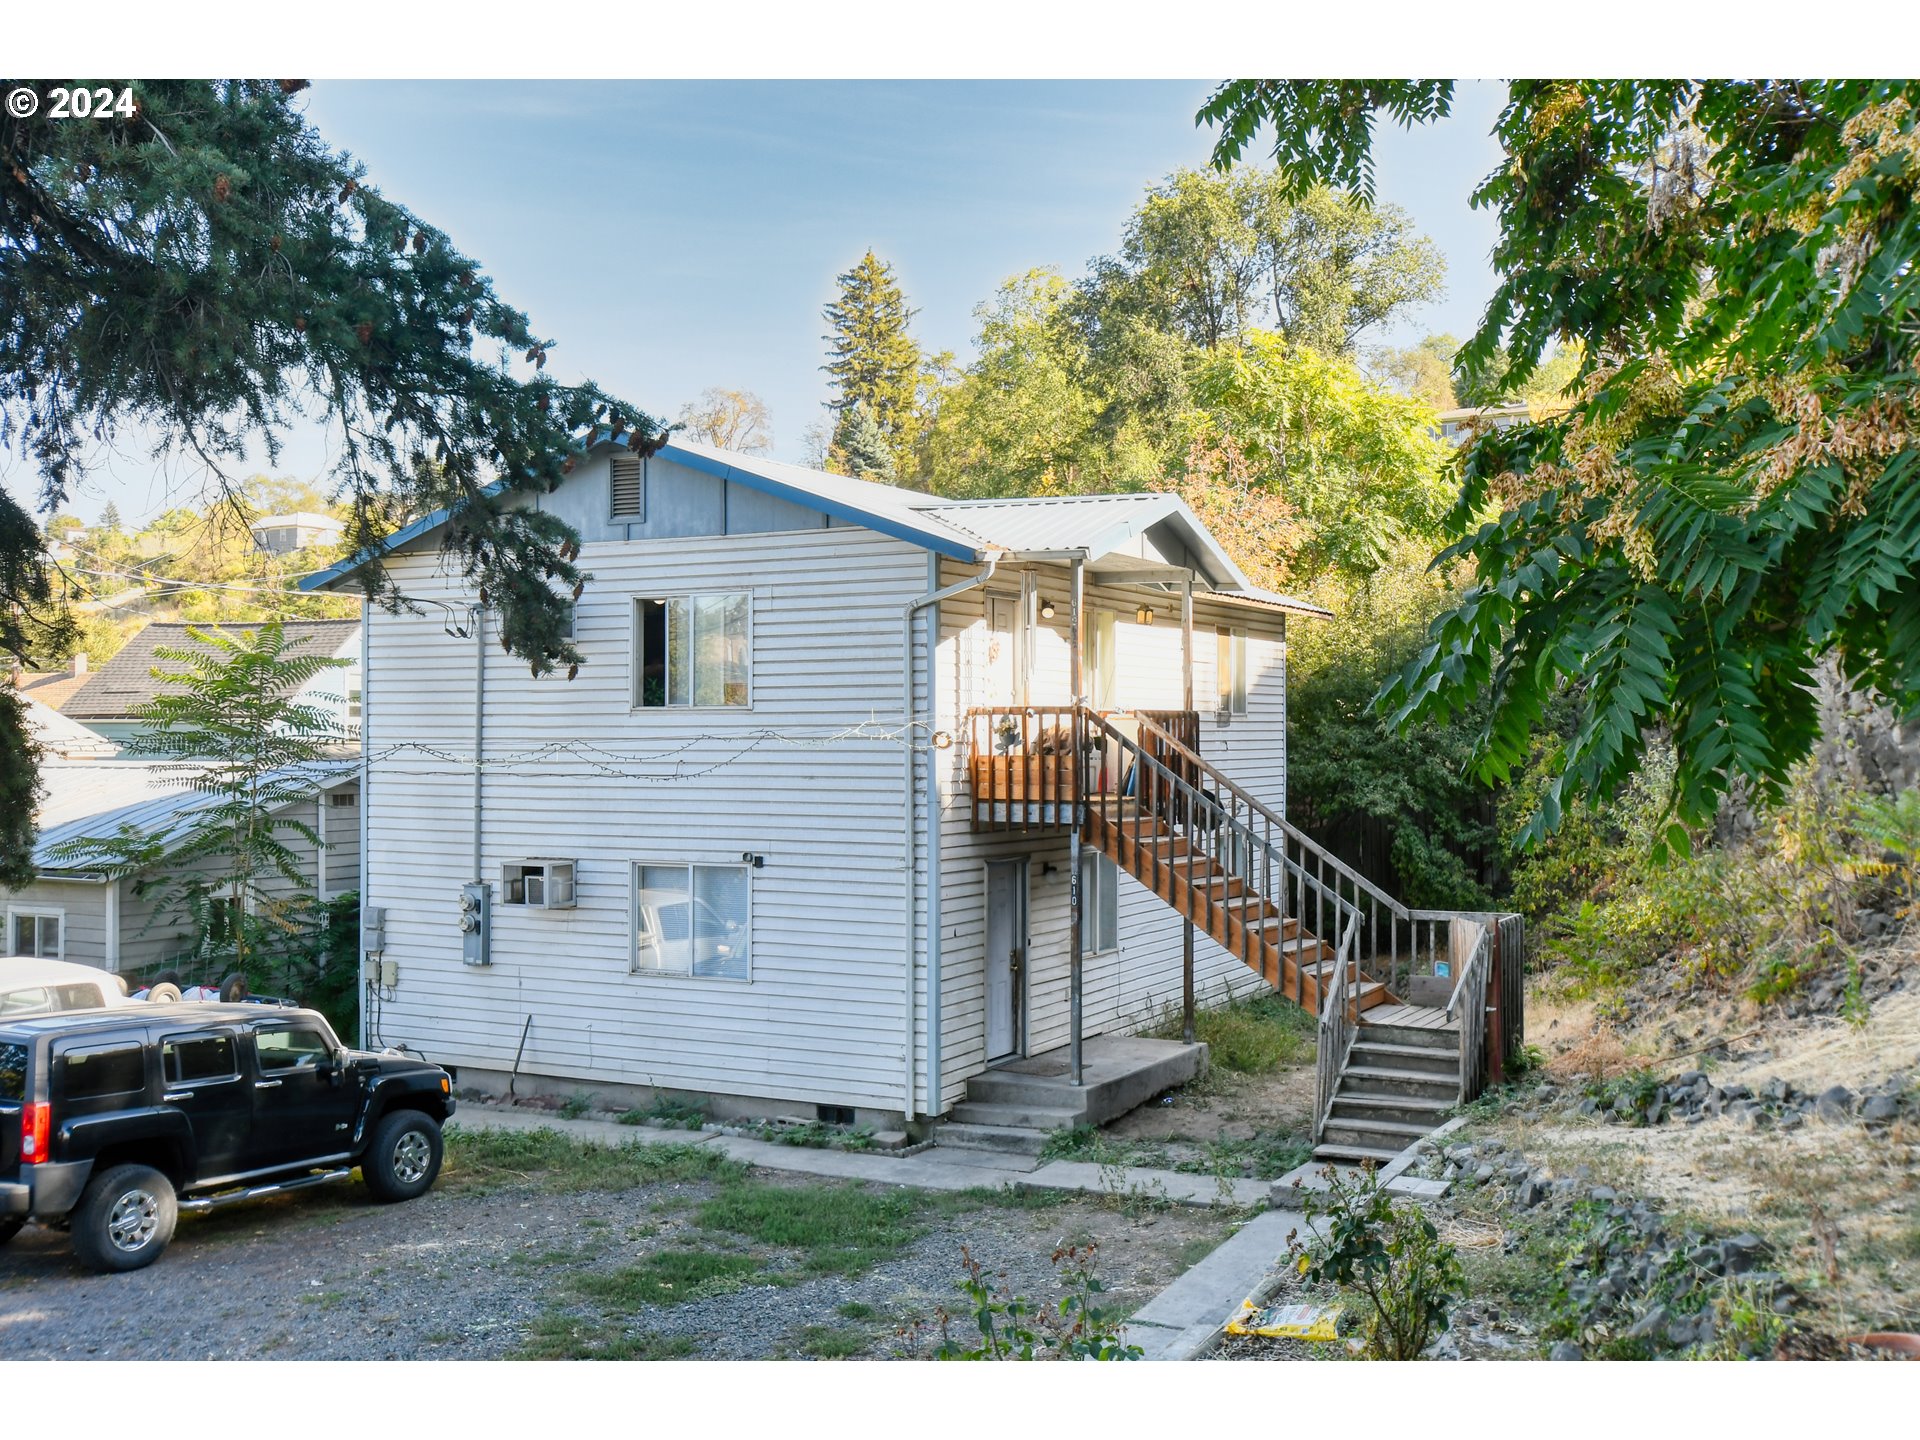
[299, 440, 1331, 617]
[32, 759, 357, 874]
[20, 695, 119, 759]
[64, 620, 361, 720]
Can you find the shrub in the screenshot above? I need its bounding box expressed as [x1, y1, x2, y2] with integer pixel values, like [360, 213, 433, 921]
[1288, 1164, 1463, 1360]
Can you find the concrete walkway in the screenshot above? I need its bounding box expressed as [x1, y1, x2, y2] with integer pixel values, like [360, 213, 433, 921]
[1121, 1208, 1308, 1360]
[449, 1106, 1272, 1209]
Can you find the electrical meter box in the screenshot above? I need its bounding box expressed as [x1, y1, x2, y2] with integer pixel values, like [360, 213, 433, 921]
[459, 881, 491, 966]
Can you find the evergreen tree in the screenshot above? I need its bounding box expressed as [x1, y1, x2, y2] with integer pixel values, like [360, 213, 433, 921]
[821, 251, 921, 446]
[833, 402, 897, 481]
[98, 501, 123, 533]
[1, 80, 664, 871]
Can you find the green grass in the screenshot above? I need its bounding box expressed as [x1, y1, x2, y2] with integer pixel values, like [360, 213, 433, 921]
[1174, 1133, 1315, 1181]
[794, 1324, 872, 1359]
[518, 1313, 702, 1360]
[933, 1184, 1072, 1211]
[445, 1128, 743, 1193]
[1039, 1124, 1170, 1168]
[835, 1300, 877, 1320]
[1150, 992, 1316, 1074]
[559, 1091, 595, 1120]
[617, 1096, 708, 1130]
[696, 1181, 924, 1276]
[507, 1246, 594, 1269]
[573, 1249, 766, 1309]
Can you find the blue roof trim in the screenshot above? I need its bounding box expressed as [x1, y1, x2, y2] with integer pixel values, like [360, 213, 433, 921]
[299, 482, 508, 592]
[655, 444, 981, 561]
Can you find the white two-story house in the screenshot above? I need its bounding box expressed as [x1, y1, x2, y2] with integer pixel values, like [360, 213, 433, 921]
[303, 438, 1390, 1132]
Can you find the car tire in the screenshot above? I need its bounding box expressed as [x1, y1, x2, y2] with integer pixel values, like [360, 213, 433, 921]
[146, 983, 182, 1004]
[217, 972, 250, 1003]
[70, 1164, 178, 1273]
[0, 1216, 24, 1246]
[361, 1110, 444, 1203]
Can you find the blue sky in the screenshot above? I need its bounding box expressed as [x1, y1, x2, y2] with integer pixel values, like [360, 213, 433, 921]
[26, 79, 1508, 524]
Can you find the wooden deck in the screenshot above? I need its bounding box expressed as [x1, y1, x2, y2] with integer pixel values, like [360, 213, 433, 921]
[1362, 1002, 1456, 1031]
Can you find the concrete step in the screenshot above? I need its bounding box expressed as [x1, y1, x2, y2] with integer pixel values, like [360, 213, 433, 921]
[1328, 1092, 1455, 1127]
[1339, 1064, 1462, 1100]
[1318, 1115, 1435, 1151]
[1349, 1040, 1458, 1076]
[1358, 1021, 1461, 1051]
[937, 1121, 1052, 1157]
[949, 1100, 1083, 1131]
[964, 1071, 1093, 1116]
[1311, 1141, 1405, 1166]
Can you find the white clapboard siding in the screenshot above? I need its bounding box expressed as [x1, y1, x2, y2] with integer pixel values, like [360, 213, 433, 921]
[2, 878, 110, 967]
[362, 526, 933, 1113]
[930, 560, 1289, 1111]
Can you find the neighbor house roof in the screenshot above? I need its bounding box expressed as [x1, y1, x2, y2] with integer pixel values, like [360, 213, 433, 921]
[31, 759, 357, 874]
[12, 668, 94, 711]
[250, 511, 346, 532]
[20, 695, 119, 759]
[63, 620, 361, 721]
[300, 440, 1331, 617]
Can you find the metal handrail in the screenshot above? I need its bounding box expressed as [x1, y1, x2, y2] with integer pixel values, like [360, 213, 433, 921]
[1313, 912, 1359, 1138]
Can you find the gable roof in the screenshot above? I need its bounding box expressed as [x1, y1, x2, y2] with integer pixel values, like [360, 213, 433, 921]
[11, 667, 94, 711]
[31, 759, 356, 875]
[20, 694, 119, 759]
[63, 620, 361, 721]
[300, 440, 1329, 617]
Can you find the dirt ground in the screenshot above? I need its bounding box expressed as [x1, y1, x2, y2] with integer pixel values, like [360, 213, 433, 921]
[1107, 1066, 1317, 1146]
[0, 1139, 1238, 1361]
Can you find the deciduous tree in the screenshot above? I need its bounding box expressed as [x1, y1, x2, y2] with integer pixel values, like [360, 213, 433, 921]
[1203, 79, 1920, 852]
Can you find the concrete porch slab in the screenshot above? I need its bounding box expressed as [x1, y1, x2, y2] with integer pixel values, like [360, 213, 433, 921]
[967, 1035, 1207, 1127]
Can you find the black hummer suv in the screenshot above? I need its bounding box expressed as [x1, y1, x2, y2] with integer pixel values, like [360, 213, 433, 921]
[0, 1003, 454, 1272]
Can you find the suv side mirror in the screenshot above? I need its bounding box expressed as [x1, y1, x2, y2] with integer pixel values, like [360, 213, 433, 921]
[326, 1048, 350, 1086]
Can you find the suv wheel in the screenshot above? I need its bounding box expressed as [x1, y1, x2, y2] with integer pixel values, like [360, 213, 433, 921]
[71, 1164, 178, 1273]
[362, 1110, 444, 1203]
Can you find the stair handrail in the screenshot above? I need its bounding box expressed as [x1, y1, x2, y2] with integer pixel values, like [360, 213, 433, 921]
[1447, 923, 1494, 1105]
[1313, 911, 1360, 1140]
[1133, 713, 1407, 922]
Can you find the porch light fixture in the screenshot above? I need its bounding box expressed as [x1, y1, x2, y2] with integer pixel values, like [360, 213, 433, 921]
[1136, 605, 1155, 626]
[1040, 599, 1056, 619]
[930, 730, 953, 749]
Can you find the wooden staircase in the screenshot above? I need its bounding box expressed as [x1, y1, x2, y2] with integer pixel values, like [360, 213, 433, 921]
[963, 704, 1522, 1164]
[1076, 710, 1394, 1020]
[1083, 794, 1390, 1017]
[1314, 1013, 1461, 1164]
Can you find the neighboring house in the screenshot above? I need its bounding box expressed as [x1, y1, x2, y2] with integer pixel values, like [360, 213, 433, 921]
[60, 619, 363, 751]
[251, 511, 347, 555]
[20, 694, 119, 759]
[2, 759, 360, 974]
[10, 653, 94, 712]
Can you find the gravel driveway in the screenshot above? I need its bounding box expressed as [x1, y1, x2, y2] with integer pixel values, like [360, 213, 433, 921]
[0, 1138, 1235, 1360]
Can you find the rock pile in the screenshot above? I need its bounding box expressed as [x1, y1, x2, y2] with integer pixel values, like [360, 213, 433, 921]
[1418, 1136, 1804, 1359]
[1516, 1061, 1918, 1132]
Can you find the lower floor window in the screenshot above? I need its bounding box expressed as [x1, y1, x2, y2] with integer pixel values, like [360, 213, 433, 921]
[1079, 851, 1119, 955]
[8, 909, 62, 959]
[633, 863, 751, 980]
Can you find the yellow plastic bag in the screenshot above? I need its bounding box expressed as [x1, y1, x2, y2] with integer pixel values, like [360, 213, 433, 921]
[1224, 1298, 1341, 1341]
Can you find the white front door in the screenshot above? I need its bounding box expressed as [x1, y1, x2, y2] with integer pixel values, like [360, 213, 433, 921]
[984, 859, 1026, 1061]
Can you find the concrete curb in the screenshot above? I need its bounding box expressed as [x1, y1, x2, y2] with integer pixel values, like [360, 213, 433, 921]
[1120, 1209, 1307, 1361]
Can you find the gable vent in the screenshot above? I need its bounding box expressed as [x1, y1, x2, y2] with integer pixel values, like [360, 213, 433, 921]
[609, 454, 644, 519]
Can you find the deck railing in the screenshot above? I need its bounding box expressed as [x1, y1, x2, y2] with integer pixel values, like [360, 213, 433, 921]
[964, 705, 1084, 832]
[1447, 923, 1494, 1106]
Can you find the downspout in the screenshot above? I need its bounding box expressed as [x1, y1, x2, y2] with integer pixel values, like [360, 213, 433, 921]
[358, 596, 372, 1049]
[472, 604, 485, 883]
[903, 550, 1001, 1122]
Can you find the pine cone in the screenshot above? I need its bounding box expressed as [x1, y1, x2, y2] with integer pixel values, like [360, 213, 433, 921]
[212, 174, 232, 203]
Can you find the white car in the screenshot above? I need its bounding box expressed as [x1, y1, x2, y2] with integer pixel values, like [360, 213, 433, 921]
[0, 956, 135, 1018]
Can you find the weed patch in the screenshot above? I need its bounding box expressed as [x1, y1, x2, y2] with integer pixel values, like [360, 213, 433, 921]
[518, 1312, 702, 1360]
[617, 1095, 709, 1130]
[573, 1249, 766, 1310]
[1150, 992, 1315, 1074]
[445, 1128, 741, 1193]
[794, 1324, 872, 1358]
[697, 1181, 923, 1276]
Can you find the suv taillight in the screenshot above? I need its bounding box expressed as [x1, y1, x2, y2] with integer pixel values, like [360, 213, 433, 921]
[20, 1103, 50, 1165]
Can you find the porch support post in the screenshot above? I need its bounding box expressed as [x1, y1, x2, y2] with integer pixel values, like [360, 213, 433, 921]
[1068, 554, 1086, 1088]
[1180, 572, 1195, 1045]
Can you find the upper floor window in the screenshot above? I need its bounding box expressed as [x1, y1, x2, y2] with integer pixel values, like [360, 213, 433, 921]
[1216, 626, 1247, 717]
[8, 908, 62, 960]
[635, 594, 750, 708]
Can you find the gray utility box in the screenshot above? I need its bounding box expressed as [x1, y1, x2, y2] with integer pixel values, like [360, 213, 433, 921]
[460, 881, 491, 966]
